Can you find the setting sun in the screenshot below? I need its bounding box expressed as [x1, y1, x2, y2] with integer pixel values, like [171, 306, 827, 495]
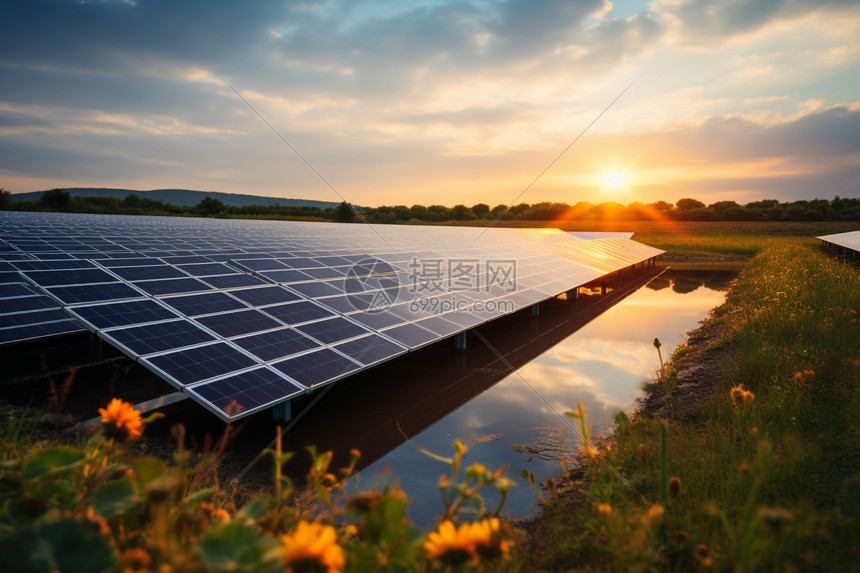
[605, 172, 626, 188]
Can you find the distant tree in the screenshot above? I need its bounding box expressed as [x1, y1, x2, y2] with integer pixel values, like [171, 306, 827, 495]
[197, 196, 226, 217]
[676, 197, 705, 211]
[409, 204, 428, 220]
[490, 204, 508, 218]
[648, 200, 674, 213]
[122, 194, 143, 209]
[745, 199, 779, 210]
[451, 204, 476, 220]
[471, 203, 490, 217]
[39, 188, 72, 211]
[0, 188, 11, 210]
[336, 201, 354, 223]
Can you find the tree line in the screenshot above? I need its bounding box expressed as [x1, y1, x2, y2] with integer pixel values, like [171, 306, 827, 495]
[1, 188, 858, 222]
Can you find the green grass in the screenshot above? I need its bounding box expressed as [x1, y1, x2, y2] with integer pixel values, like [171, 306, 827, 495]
[516, 242, 860, 571]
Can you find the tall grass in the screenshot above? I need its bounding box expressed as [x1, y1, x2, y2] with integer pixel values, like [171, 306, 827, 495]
[517, 243, 860, 570]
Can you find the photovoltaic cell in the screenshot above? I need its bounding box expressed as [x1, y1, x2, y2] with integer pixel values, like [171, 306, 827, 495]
[0, 308, 69, 327]
[381, 322, 439, 347]
[161, 292, 247, 316]
[0, 319, 86, 345]
[188, 367, 304, 419]
[105, 319, 217, 356]
[332, 334, 405, 366]
[228, 286, 300, 306]
[23, 268, 116, 286]
[176, 263, 236, 276]
[0, 296, 59, 314]
[132, 277, 212, 296]
[197, 309, 281, 337]
[272, 348, 361, 387]
[110, 265, 187, 281]
[70, 299, 179, 329]
[47, 282, 141, 304]
[146, 342, 257, 386]
[262, 301, 335, 325]
[259, 269, 312, 283]
[202, 274, 268, 289]
[232, 328, 320, 361]
[295, 316, 370, 344]
[0, 283, 37, 298]
[288, 281, 342, 298]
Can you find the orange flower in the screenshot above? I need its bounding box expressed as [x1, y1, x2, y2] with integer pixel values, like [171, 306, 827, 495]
[466, 518, 510, 561]
[99, 398, 143, 442]
[424, 520, 475, 566]
[280, 521, 344, 573]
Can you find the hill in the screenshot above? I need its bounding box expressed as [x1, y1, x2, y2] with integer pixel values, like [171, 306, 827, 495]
[10, 188, 341, 209]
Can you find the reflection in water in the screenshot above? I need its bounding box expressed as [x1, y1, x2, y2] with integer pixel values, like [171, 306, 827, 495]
[350, 268, 735, 527]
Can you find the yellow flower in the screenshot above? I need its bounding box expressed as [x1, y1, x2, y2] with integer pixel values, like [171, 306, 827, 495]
[280, 521, 344, 573]
[424, 520, 476, 566]
[646, 504, 665, 524]
[730, 384, 755, 409]
[99, 398, 143, 442]
[597, 502, 612, 516]
[466, 518, 510, 561]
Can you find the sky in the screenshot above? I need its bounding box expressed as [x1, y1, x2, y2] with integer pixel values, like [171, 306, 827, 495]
[1, 0, 859, 208]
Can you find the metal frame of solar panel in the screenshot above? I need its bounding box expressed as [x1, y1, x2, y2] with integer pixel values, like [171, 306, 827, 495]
[0, 211, 663, 422]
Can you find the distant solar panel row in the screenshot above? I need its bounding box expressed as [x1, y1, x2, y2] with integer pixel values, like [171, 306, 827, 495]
[0, 212, 663, 421]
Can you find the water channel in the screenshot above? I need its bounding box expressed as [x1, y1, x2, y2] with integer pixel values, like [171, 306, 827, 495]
[274, 267, 737, 527]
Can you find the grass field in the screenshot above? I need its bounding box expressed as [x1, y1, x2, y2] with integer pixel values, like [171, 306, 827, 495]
[513, 240, 860, 571]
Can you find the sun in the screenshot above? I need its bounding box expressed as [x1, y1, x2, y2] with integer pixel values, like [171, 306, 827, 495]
[605, 172, 626, 188]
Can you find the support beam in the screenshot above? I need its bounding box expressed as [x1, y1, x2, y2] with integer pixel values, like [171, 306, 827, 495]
[454, 331, 467, 351]
[272, 400, 292, 423]
[531, 303, 540, 317]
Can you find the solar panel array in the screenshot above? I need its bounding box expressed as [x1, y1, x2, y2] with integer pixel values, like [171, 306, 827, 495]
[0, 212, 663, 421]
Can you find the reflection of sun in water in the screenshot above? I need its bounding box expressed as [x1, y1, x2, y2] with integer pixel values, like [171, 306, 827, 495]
[605, 172, 625, 188]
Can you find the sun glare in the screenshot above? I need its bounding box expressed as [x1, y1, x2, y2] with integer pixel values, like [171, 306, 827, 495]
[605, 172, 626, 188]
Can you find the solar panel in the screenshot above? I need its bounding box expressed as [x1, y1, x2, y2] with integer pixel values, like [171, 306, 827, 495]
[0, 211, 664, 421]
[295, 316, 372, 344]
[102, 319, 217, 357]
[228, 286, 301, 306]
[161, 292, 248, 317]
[145, 342, 258, 386]
[0, 319, 86, 345]
[262, 301, 336, 325]
[187, 367, 304, 418]
[332, 334, 406, 366]
[201, 274, 268, 289]
[132, 277, 213, 296]
[197, 309, 282, 338]
[271, 348, 361, 388]
[69, 299, 180, 329]
[232, 327, 321, 361]
[47, 282, 141, 304]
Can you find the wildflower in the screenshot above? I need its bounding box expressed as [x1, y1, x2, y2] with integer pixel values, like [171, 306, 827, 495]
[695, 544, 713, 567]
[280, 521, 345, 573]
[645, 504, 665, 524]
[730, 384, 754, 409]
[345, 491, 382, 514]
[793, 369, 815, 385]
[669, 476, 682, 500]
[467, 518, 510, 561]
[121, 548, 152, 573]
[673, 530, 690, 545]
[200, 503, 230, 523]
[597, 502, 612, 516]
[465, 462, 488, 479]
[424, 520, 476, 566]
[98, 398, 143, 442]
[83, 506, 110, 537]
